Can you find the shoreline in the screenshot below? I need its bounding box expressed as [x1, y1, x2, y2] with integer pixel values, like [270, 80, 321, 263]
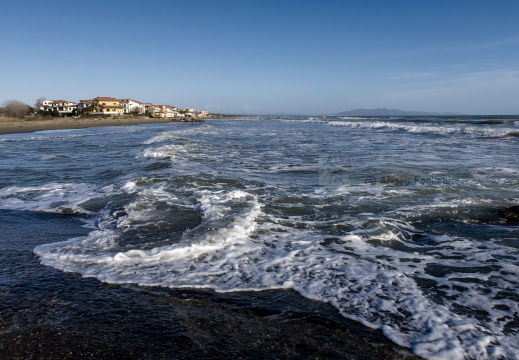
[1, 208, 422, 359]
[0, 116, 207, 135]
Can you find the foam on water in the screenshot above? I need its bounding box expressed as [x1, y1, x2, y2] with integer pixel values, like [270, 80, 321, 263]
[0, 183, 112, 215]
[30, 183, 519, 359]
[326, 120, 519, 138]
[0, 125, 149, 143]
[2, 116, 518, 360]
[143, 123, 210, 145]
[339, 116, 372, 120]
[0, 133, 99, 143]
[33, 188, 262, 284]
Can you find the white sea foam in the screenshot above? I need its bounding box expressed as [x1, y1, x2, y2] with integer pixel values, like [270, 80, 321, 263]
[0, 126, 146, 142]
[32, 184, 519, 359]
[0, 133, 99, 142]
[0, 183, 111, 214]
[143, 124, 210, 145]
[34, 188, 263, 282]
[6, 116, 517, 360]
[143, 131, 180, 145]
[327, 120, 518, 138]
[473, 167, 519, 175]
[140, 144, 189, 159]
[279, 118, 322, 124]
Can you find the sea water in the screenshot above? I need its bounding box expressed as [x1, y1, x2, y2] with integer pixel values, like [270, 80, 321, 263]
[1, 116, 518, 359]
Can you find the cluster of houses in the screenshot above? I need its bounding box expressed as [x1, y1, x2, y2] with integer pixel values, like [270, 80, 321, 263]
[39, 97, 211, 120]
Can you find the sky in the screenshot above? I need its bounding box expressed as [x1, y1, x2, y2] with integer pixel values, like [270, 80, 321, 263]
[1, 0, 518, 115]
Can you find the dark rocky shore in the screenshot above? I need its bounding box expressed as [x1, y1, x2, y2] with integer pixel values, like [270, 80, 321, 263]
[498, 205, 519, 224]
[0, 209, 422, 359]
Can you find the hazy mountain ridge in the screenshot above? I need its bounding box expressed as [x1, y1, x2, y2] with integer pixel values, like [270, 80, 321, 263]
[334, 108, 461, 116]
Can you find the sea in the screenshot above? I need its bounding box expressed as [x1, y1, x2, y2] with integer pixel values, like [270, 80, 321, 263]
[0, 115, 518, 359]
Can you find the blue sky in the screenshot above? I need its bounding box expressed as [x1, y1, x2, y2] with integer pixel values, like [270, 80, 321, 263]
[1, 0, 518, 114]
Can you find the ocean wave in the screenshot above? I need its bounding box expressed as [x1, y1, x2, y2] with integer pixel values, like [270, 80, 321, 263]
[0, 183, 110, 215]
[143, 123, 209, 145]
[8, 115, 518, 360]
[31, 184, 519, 359]
[338, 116, 381, 120]
[278, 118, 322, 124]
[0, 132, 100, 143]
[327, 120, 519, 138]
[0, 125, 149, 143]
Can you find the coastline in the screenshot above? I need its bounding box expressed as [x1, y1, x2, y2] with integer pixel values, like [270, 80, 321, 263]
[0, 208, 422, 359]
[0, 116, 205, 135]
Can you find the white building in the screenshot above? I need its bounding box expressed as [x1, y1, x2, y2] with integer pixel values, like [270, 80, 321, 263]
[77, 99, 93, 112]
[152, 105, 183, 119]
[119, 99, 145, 114]
[41, 100, 77, 115]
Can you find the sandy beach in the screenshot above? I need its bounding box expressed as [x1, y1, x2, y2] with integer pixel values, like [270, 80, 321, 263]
[0, 116, 202, 135]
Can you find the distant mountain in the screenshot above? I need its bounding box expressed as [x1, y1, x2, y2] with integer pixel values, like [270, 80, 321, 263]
[334, 108, 461, 116]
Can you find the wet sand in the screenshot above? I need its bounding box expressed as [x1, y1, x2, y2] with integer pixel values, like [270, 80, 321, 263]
[0, 209, 422, 359]
[0, 117, 202, 135]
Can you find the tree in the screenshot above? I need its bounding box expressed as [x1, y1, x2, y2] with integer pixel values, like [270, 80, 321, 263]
[34, 97, 46, 112]
[130, 107, 142, 116]
[2, 100, 31, 118]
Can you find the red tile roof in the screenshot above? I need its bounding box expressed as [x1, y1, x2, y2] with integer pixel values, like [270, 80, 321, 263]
[95, 97, 119, 101]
